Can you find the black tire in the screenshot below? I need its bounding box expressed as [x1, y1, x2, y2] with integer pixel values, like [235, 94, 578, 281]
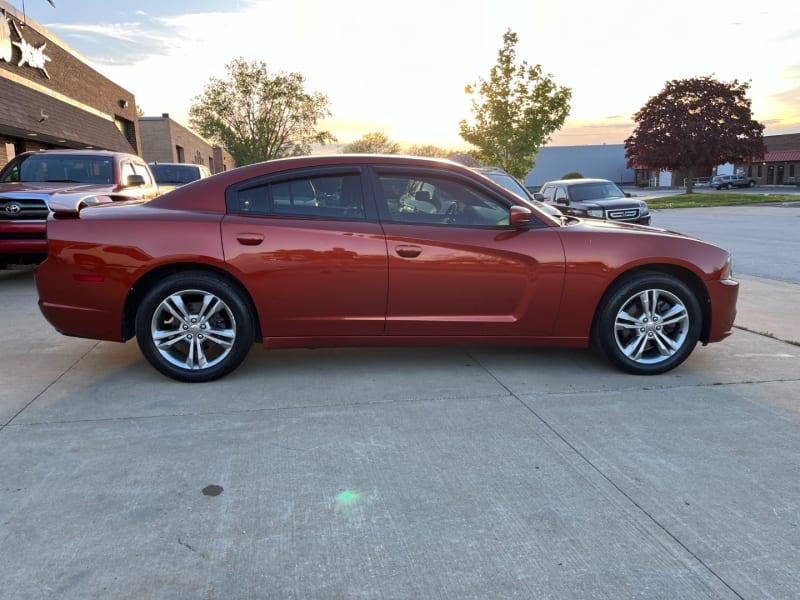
[135, 272, 254, 382]
[593, 272, 701, 375]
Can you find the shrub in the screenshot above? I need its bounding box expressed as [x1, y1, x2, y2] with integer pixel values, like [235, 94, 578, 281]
[561, 171, 584, 179]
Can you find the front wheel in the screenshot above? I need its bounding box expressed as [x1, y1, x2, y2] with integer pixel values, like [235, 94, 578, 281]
[593, 273, 701, 375]
[135, 272, 254, 382]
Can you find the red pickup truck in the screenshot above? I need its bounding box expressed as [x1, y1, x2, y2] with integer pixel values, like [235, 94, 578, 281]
[0, 149, 160, 268]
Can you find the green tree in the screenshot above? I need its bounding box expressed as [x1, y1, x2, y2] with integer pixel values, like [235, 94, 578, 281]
[189, 58, 335, 166]
[407, 144, 450, 158]
[342, 132, 401, 154]
[459, 30, 571, 180]
[625, 76, 765, 193]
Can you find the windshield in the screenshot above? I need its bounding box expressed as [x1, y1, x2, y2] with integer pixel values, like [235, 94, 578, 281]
[481, 170, 532, 199]
[569, 182, 625, 202]
[150, 164, 202, 185]
[1, 154, 114, 184]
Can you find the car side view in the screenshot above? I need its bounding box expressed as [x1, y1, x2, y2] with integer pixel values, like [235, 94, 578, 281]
[709, 174, 757, 189]
[34, 155, 738, 382]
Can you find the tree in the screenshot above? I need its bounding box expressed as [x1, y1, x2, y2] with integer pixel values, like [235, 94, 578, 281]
[189, 58, 335, 166]
[407, 144, 450, 158]
[625, 76, 765, 193]
[342, 132, 400, 154]
[459, 30, 571, 180]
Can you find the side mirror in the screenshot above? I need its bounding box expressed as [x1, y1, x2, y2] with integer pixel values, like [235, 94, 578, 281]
[556, 197, 569, 206]
[125, 174, 146, 188]
[533, 193, 545, 201]
[624, 192, 632, 197]
[509, 205, 532, 228]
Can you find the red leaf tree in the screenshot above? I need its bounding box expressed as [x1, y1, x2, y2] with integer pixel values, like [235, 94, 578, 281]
[624, 76, 765, 193]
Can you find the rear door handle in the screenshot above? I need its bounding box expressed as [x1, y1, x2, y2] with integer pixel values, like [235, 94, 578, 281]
[395, 245, 422, 258]
[237, 233, 264, 246]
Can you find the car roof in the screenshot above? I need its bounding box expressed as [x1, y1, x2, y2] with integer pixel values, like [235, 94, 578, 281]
[541, 178, 615, 186]
[19, 149, 132, 158]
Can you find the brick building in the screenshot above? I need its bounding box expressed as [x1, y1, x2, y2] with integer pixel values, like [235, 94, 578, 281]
[139, 113, 234, 174]
[740, 133, 800, 185]
[0, 1, 140, 166]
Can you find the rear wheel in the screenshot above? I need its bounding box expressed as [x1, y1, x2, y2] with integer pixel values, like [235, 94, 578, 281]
[135, 272, 254, 382]
[593, 273, 701, 375]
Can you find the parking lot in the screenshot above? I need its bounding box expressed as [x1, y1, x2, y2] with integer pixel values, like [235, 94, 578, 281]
[1, 204, 799, 599]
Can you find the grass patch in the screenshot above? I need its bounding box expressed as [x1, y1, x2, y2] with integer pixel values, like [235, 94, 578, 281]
[646, 193, 800, 209]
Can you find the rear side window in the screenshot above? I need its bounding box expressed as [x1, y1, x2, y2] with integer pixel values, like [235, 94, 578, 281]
[232, 174, 366, 220]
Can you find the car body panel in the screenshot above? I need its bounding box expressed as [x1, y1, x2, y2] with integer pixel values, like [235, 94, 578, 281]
[221, 215, 389, 337]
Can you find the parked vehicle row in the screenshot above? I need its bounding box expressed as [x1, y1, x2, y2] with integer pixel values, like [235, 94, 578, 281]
[34, 155, 738, 382]
[0, 150, 160, 268]
[0, 150, 213, 268]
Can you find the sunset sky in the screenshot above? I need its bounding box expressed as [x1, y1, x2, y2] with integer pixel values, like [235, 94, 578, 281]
[18, 0, 800, 150]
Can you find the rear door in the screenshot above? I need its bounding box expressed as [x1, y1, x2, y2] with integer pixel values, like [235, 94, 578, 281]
[221, 166, 388, 338]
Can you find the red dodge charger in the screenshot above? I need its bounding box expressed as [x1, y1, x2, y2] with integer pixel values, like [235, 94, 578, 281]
[35, 155, 738, 382]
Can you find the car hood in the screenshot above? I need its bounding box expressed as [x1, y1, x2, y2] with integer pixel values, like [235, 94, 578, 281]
[571, 197, 641, 209]
[0, 181, 114, 195]
[569, 214, 702, 240]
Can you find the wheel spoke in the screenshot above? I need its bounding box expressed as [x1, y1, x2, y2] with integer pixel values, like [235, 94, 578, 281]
[659, 303, 688, 326]
[203, 329, 235, 347]
[615, 309, 642, 329]
[623, 331, 649, 360]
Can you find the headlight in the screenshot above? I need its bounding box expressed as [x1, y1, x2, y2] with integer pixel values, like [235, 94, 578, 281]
[586, 209, 604, 218]
[721, 256, 733, 279]
[640, 203, 649, 215]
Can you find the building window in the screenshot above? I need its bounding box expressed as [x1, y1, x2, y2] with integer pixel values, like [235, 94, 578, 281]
[748, 165, 752, 177]
[757, 165, 762, 178]
[114, 116, 137, 150]
[790, 164, 795, 178]
[176, 145, 185, 163]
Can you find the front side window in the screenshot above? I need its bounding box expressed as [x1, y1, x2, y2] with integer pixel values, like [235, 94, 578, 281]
[377, 173, 509, 226]
[232, 173, 366, 220]
[131, 161, 154, 186]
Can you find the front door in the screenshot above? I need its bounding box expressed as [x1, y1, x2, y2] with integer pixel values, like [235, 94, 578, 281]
[372, 169, 565, 337]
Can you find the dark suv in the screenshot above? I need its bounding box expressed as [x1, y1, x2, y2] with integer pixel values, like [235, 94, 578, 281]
[534, 178, 651, 225]
[0, 150, 159, 267]
[710, 174, 756, 189]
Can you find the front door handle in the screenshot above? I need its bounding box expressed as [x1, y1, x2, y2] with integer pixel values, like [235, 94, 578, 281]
[395, 245, 422, 258]
[237, 233, 264, 246]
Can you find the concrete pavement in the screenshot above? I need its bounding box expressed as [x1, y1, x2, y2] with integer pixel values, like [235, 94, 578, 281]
[1, 265, 799, 599]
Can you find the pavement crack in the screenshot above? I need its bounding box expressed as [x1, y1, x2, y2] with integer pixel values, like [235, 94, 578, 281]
[0, 342, 101, 435]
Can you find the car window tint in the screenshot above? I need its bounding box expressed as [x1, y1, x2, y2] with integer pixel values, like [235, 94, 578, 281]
[570, 183, 624, 201]
[131, 162, 154, 185]
[234, 174, 366, 220]
[378, 174, 509, 227]
[120, 161, 136, 184]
